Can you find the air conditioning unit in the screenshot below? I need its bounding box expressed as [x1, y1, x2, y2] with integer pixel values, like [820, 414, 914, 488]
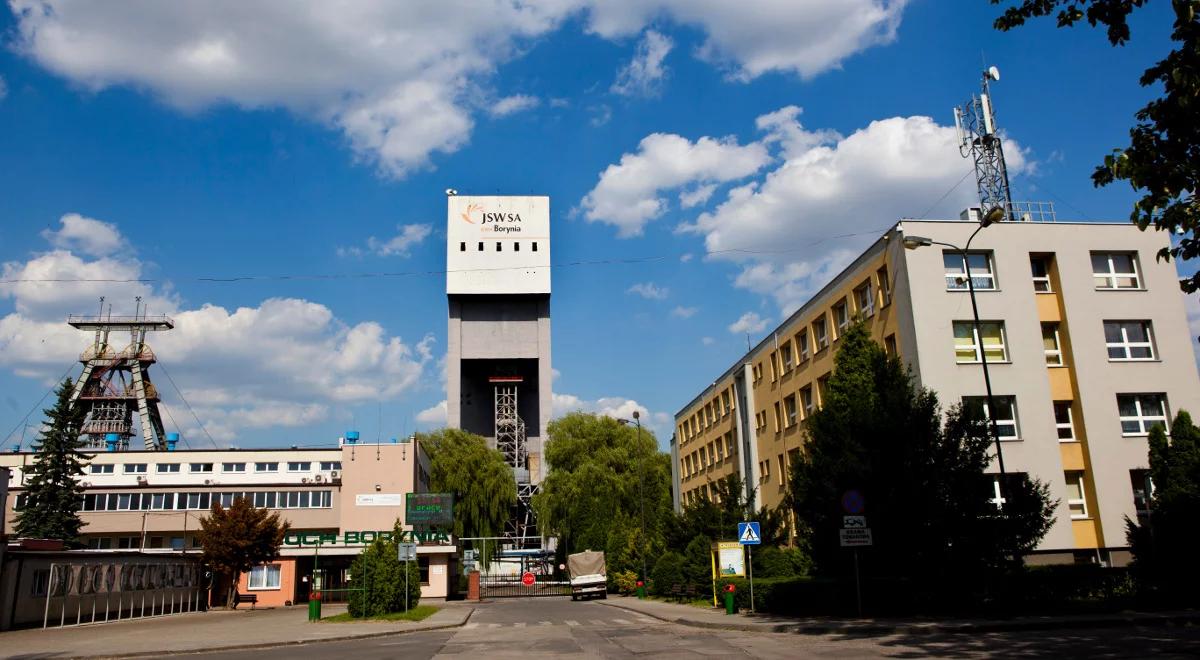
[301, 477, 309, 484]
[330, 471, 340, 479]
[136, 476, 148, 485]
[314, 475, 324, 483]
[204, 479, 212, 485]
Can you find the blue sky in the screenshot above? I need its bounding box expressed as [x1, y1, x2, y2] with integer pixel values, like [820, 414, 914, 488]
[1, 1, 1195, 450]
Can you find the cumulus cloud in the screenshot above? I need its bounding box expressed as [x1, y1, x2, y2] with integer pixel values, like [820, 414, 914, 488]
[338, 223, 433, 258]
[627, 282, 669, 300]
[0, 214, 436, 444]
[488, 94, 540, 117]
[10, 2, 909, 177]
[611, 30, 673, 97]
[416, 399, 448, 426]
[580, 133, 770, 236]
[671, 305, 698, 319]
[728, 311, 768, 334]
[40, 213, 126, 257]
[701, 336, 716, 346]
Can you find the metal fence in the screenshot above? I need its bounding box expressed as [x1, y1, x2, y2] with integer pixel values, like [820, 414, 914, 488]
[461, 536, 571, 600]
[42, 560, 205, 628]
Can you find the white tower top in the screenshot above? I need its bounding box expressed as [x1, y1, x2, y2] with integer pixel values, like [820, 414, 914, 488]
[446, 195, 550, 295]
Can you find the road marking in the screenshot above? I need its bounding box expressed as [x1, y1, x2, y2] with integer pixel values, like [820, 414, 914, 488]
[612, 618, 632, 625]
[513, 622, 526, 628]
[635, 616, 656, 623]
[488, 623, 502, 629]
[590, 619, 607, 625]
[565, 619, 580, 627]
[539, 620, 552, 626]
[463, 622, 479, 630]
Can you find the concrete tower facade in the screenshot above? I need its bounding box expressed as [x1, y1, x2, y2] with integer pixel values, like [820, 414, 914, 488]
[445, 195, 551, 542]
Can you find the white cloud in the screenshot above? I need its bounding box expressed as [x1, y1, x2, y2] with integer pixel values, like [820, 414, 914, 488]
[589, 104, 613, 127]
[583, 0, 908, 81]
[488, 94, 540, 117]
[627, 282, 669, 300]
[0, 215, 436, 444]
[611, 30, 673, 97]
[580, 133, 770, 236]
[0, 75, 7, 100]
[701, 336, 716, 346]
[416, 399, 448, 426]
[670, 305, 698, 319]
[728, 311, 768, 334]
[679, 253, 694, 263]
[370, 224, 433, 257]
[679, 184, 718, 209]
[40, 213, 126, 257]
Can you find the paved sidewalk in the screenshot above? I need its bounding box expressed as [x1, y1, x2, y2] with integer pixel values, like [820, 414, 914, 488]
[0, 601, 474, 659]
[598, 595, 1200, 636]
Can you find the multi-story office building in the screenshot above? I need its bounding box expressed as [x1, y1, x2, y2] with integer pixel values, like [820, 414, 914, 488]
[671, 215, 1200, 564]
[0, 436, 460, 606]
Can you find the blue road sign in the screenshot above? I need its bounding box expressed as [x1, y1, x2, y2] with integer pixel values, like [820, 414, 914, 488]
[738, 521, 761, 545]
[841, 490, 865, 514]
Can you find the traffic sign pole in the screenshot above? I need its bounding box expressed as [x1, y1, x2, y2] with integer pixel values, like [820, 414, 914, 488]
[747, 545, 754, 614]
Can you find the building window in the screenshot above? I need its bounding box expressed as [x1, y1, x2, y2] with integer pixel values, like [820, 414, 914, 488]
[877, 265, 891, 306]
[496, 242, 502, 251]
[156, 463, 180, 473]
[1117, 394, 1168, 436]
[477, 242, 483, 251]
[814, 317, 829, 351]
[780, 342, 794, 371]
[1042, 323, 1063, 366]
[783, 394, 798, 427]
[800, 386, 814, 418]
[953, 321, 1007, 363]
[944, 252, 996, 291]
[777, 454, 786, 485]
[514, 242, 520, 252]
[833, 299, 850, 335]
[255, 462, 279, 473]
[532, 242, 538, 252]
[1030, 255, 1053, 292]
[1092, 252, 1141, 289]
[189, 463, 213, 473]
[248, 564, 282, 590]
[722, 391, 731, 415]
[459, 242, 465, 252]
[124, 463, 147, 474]
[1065, 471, 1088, 519]
[1054, 401, 1076, 441]
[769, 351, 779, 381]
[89, 464, 114, 474]
[726, 433, 735, 456]
[287, 461, 311, 472]
[773, 402, 782, 432]
[797, 329, 809, 361]
[1105, 321, 1156, 360]
[965, 396, 1019, 440]
[884, 334, 898, 357]
[816, 375, 830, 407]
[320, 461, 342, 471]
[1130, 470, 1153, 523]
[854, 282, 874, 318]
[222, 462, 246, 473]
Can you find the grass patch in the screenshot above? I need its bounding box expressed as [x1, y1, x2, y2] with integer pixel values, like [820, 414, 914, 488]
[321, 605, 439, 623]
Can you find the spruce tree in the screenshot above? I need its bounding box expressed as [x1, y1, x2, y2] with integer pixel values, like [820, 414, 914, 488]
[13, 378, 88, 545]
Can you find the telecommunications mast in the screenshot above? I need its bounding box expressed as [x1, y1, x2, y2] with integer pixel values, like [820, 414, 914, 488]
[954, 66, 1013, 224]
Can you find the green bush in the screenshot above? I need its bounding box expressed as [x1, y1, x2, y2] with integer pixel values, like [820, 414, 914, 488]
[347, 537, 421, 618]
[609, 569, 639, 595]
[753, 546, 812, 578]
[682, 535, 712, 594]
[651, 551, 686, 596]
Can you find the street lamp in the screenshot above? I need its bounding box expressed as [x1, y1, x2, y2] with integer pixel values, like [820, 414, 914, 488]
[903, 216, 1009, 506]
[617, 411, 648, 588]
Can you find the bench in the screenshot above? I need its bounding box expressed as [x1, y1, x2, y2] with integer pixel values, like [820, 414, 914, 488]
[233, 593, 258, 609]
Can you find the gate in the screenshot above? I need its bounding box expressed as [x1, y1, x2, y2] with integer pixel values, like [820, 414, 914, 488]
[462, 537, 571, 600]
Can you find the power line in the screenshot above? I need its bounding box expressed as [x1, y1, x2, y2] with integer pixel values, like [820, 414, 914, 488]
[915, 168, 975, 220]
[1, 362, 77, 449]
[155, 360, 220, 450]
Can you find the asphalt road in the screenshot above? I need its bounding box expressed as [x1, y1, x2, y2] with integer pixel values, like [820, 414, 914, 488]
[190, 598, 1200, 659]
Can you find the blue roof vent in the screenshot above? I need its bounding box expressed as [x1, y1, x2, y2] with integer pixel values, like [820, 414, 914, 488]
[346, 431, 360, 444]
[165, 433, 180, 451]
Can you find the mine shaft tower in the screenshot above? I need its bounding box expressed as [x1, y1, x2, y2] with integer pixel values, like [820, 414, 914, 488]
[67, 304, 174, 451]
[445, 195, 552, 548]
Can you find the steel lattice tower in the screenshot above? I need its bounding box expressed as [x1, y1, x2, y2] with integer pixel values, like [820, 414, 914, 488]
[492, 377, 538, 546]
[954, 67, 1013, 219]
[67, 308, 174, 451]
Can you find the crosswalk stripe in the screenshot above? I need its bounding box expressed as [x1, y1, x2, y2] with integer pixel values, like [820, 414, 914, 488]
[539, 620, 552, 626]
[612, 618, 632, 625]
[565, 619, 580, 627]
[463, 623, 479, 630]
[514, 622, 526, 628]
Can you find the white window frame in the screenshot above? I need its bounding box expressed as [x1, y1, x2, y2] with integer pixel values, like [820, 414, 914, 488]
[944, 252, 996, 291]
[1042, 323, 1063, 366]
[1065, 471, 1088, 519]
[287, 461, 311, 472]
[877, 265, 892, 306]
[814, 319, 829, 350]
[255, 462, 279, 473]
[966, 396, 1020, 440]
[1030, 256, 1052, 292]
[800, 387, 814, 418]
[797, 330, 810, 361]
[1117, 393, 1168, 436]
[1053, 401, 1076, 442]
[319, 461, 341, 471]
[248, 564, 282, 590]
[1092, 252, 1141, 290]
[1105, 321, 1156, 361]
[855, 282, 874, 318]
[124, 463, 147, 474]
[156, 463, 180, 473]
[834, 299, 850, 334]
[189, 463, 213, 473]
[780, 342, 794, 371]
[89, 464, 114, 474]
[953, 321, 1008, 364]
[783, 394, 797, 427]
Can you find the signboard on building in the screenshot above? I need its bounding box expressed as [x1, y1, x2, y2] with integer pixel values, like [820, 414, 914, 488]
[406, 493, 454, 527]
[446, 195, 551, 295]
[716, 541, 745, 577]
[355, 493, 404, 507]
[283, 529, 451, 547]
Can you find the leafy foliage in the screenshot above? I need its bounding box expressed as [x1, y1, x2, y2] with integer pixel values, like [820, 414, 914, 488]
[196, 496, 289, 607]
[1126, 410, 1200, 596]
[532, 413, 672, 578]
[347, 526, 422, 618]
[650, 551, 686, 596]
[789, 322, 1055, 585]
[13, 378, 87, 545]
[993, 0, 1200, 292]
[668, 474, 789, 550]
[417, 428, 516, 539]
[682, 534, 714, 595]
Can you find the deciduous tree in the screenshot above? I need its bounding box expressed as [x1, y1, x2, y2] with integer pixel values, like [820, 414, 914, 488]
[348, 523, 422, 617]
[417, 429, 516, 540]
[13, 378, 87, 545]
[196, 497, 289, 608]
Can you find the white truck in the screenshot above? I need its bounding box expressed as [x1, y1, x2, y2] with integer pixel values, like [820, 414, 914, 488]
[567, 550, 607, 601]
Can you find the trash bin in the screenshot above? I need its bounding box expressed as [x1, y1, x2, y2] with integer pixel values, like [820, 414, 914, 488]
[308, 592, 322, 621]
[636, 580, 646, 599]
[723, 584, 737, 615]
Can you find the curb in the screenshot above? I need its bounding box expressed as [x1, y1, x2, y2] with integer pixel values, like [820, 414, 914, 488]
[597, 600, 1200, 637]
[71, 606, 477, 660]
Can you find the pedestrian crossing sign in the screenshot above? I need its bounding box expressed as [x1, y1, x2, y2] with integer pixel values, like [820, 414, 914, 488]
[738, 521, 761, 545]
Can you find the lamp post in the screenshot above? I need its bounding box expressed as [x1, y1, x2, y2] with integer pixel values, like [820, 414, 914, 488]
[618, 412, 648, 589]
[903, 215, 1008, 505]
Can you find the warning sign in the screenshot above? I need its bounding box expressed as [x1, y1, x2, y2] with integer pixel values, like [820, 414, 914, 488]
[839, 528, 873, 547]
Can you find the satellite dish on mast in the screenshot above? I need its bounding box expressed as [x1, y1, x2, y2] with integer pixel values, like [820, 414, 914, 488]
[987, 66, 1001, 81]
